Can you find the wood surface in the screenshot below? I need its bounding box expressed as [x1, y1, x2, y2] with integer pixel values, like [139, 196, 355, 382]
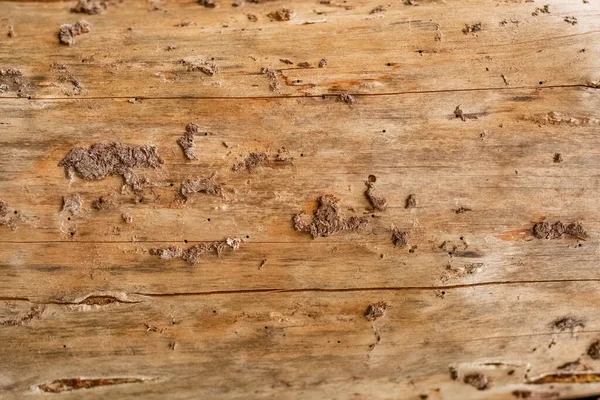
[0, 0, 599, 399]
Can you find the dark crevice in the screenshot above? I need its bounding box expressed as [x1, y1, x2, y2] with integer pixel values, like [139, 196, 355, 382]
[132, 279, 600, 298]
[0, 84, 590, 102]
[37, 377, 153, 393]
[528, 373, 600, 384]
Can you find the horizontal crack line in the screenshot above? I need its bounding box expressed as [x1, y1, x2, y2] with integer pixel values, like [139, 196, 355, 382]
[3, 235, 600, 244]
[0, 296, 141, 305]
[0, 84, 593, 101]
[4, 279, 600, 303]
[431, 329, 600, 346]
[132, 279, 600, 298]
[0, 240, 598, 245]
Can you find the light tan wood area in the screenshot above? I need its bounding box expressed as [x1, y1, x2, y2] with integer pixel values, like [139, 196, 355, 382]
[0, 0, 599, 399]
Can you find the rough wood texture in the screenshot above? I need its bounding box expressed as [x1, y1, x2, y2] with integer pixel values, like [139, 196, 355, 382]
[0, 0, 599, 399]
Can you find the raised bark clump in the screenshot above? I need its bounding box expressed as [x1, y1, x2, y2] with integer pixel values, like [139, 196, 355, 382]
[150, 238, 242, 265]
[58, 142, 163, 190]
[294, 194, 368, 238]
[71, 0, 108, 14]
[59, 20, 91, 46]
[178, 123, 207, 160]
[365, 302, 389, 321]
[62, 194, 82, 214]
[532, 221, 587, 240]
[180, 175, 222, 200]
[365, 181, 387, 211]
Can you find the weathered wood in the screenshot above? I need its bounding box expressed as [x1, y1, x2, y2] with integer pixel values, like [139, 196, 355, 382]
[0, 0, 598, 98]
[0, 88, 598, 243]
[3, 283, 600, 399]
[0, 0, 599, 398]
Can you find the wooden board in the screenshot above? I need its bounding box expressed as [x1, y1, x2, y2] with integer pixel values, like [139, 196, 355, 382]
[0, 0, 599, 399]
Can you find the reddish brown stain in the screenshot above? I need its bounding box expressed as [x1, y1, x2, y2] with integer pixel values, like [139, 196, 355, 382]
[529, 373, 600, 384]
[497, 229, 530, 241]
[38, 378, 148, 393]
[329, 78, 380, 91]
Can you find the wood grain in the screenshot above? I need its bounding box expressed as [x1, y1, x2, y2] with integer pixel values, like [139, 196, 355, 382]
[1, 0, 598, 98]
[4, 283, 600, 400]
[0, 0, 599, 398]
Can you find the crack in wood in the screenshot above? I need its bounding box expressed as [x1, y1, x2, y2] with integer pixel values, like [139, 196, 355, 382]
[528, 373, 600, 384]
[131, 279, 600, 297]
[36, 377, 155, 393]
[0, 83, 590, 101]
[5, 280, 600, 304]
